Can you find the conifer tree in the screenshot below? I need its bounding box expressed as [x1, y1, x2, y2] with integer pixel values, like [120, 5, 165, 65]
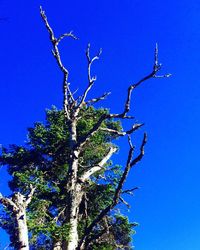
[0, 7, 170, 250]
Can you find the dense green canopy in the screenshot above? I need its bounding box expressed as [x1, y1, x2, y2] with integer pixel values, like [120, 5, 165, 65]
[0, 106, 136, 249]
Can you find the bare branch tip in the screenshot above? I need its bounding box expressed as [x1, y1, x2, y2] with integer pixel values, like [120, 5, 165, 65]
[128, 135, 134, 149]
[39, 6, 45, 15]
[99, 48, 103, 56]
[143, 132, 147, 143]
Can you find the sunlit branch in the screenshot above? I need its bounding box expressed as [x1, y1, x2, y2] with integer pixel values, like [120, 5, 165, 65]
[79, 146, 117, 182]
[40, 6, 77, 120]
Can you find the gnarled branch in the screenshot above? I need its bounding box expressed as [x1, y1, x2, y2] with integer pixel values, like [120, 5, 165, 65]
[40, 6, 77, 120]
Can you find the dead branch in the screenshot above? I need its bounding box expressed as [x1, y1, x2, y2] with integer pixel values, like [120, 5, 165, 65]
[75, 44, 102, 116]
[120, 44, 171, 118]
[85, 92, 111, 105]
[130, 133, 147, 167]
[119, 197, 130, 208]
[100, 123, 144, 136]
[80, 146, 117, 182]
[76, 44, 169, 150]
[40, 6, 77, 120]
[122, 187, 139, 195]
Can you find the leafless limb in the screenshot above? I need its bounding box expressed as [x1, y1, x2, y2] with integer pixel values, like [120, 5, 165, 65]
[80, 146, 117, 182]
[75, 44, 102, 115]
[100, 123, 144, 136]
[120, 44, 171, 118]
[130, 133, 147, 167]
[40, 6, 77, 120]
[57, 31, 77, 44]
[76, 44, 169, 150]
[25, 185, 36, 206]
[85, 92, 111, 105]
[122, 187, 139, 195]
[119, 197, 130, 208]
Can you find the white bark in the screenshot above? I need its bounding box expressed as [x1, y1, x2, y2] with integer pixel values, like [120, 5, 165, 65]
[66, 119, 83, 250]
[53, 241, 62, 250]
[67, 160, 83, 250]
[80, 147, 117, 182]
[15, 208, 29, 250]
[0, 189, 35, 250]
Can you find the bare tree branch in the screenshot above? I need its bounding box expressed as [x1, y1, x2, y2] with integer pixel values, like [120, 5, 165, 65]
[25, 185, 36, 206]
[0, 193, 18, 212]
[119, 197, 130, 208]
[76, 44, 169, 150]
[120, 44, 171, 118]
[75, 44, 102, 117]
[85, 92, 111, 105]
[57, 31, 77, 44]
[80, 146, 117, 182]
[100, 123, 144, 136]
[130, 133, 147, 167]
[122, 187, 139, 195]
[40, 6, 77, 120]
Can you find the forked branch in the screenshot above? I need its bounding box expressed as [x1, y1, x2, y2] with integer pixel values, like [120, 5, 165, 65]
[75, 44, 102, 116]
[40, 6, 77, 120]
[76, 45, 170, 149]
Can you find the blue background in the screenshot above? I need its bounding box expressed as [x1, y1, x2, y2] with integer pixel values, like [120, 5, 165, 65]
[0, 0, 199, 249]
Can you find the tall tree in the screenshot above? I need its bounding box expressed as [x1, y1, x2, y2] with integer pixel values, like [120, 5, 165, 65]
[0, 7, 170, 250]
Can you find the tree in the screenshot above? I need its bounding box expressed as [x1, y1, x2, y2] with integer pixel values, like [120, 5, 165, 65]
[0, 7, 170, 250]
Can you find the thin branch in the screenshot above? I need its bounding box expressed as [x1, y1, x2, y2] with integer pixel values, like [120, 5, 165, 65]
[40, 6, 77, 120]
[85, 92, 111, 105]
[122, 187, 139, 195]
[130, 133, 147, 167]
[120, 43, 171, 118]
[100, 123, 144, 136]
[75, 44, 102, 114]
[119, 197, 130, 208]
[57, 31, 78, 44]
[25, 185, 36, 206]
[80, 147, 117, 182]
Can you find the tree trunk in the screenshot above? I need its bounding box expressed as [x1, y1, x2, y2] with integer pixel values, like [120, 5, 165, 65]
[65, 120, 83, 250]
[12, 193, 29, 250]
[15, 206, 29, 250]
[66, 158, 83, 250]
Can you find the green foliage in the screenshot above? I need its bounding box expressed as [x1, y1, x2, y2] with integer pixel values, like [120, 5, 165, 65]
[0, 106, 136, 248]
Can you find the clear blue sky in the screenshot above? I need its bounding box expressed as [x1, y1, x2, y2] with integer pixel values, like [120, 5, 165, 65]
[0, 0, 199, 249]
